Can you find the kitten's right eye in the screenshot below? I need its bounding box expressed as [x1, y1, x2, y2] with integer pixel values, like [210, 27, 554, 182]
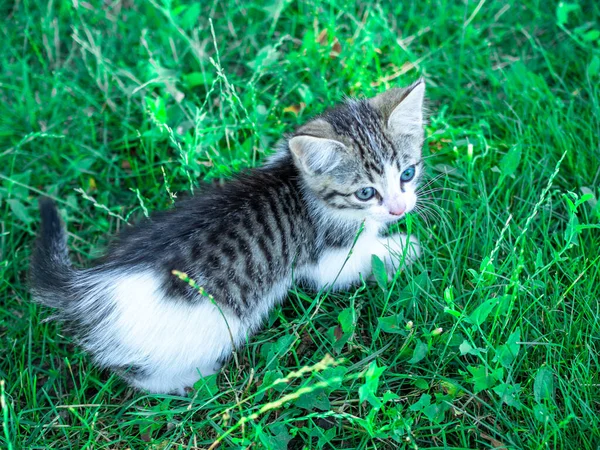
[355, 187, 377, 201]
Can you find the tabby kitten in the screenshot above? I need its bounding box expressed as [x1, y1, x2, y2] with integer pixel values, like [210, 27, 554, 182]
[31, 80, 426, 394]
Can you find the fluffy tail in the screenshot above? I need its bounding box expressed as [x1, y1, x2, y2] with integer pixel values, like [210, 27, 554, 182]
[30, 197, 75, 308]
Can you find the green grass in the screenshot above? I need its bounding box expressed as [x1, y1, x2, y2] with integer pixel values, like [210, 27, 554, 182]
[1, 0, 600, 448]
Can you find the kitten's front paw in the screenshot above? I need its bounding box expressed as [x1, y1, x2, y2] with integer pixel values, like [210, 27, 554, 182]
[382, 233, 421, 272]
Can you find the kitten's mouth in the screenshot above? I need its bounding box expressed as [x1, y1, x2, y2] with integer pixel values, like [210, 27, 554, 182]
[379, 213, 405, 224]
[385, 208, 415, 223]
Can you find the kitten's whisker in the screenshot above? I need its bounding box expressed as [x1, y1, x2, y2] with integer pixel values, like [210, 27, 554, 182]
[417, 195, 456, 206]
[417, 200, 451, 217]
[415, 204, 445, 226]
[415, 200, 452, 228]
[415, 210, 436, 230]
[417, 187, 463, 196]
[417, 209, 451, 232]
[412, 207, 434, 228]
[413, 210, 430, 228]
[417, 172, 450, 191]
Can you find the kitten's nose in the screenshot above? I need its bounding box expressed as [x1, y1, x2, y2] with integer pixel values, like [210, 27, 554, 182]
[389, 206, 406, 216]
[386, 198, 406, 216]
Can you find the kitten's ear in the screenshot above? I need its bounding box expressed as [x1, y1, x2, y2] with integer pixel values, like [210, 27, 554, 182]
[370, 79, 425, 136]
[289, 135, 346, 175]
[290, 119, 347, 175]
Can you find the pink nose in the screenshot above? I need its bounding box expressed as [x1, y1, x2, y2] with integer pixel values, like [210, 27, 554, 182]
[389, 206, 406, 216]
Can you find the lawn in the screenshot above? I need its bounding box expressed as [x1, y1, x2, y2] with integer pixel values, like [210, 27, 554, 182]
[1, 0, 599, 448]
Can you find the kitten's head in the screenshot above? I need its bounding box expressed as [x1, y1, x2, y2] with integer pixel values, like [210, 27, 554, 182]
[290, 79, 426, 225]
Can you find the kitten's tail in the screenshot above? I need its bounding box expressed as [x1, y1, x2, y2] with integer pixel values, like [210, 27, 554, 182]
[30, 197, 76, 308]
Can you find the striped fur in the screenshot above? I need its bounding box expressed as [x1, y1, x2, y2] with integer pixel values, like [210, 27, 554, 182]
[30, 80, 426, 393]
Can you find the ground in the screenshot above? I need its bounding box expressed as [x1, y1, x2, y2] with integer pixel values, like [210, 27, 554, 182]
[1, 0, 599, 449]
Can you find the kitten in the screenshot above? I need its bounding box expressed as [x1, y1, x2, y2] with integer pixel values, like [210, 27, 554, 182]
[30, 80, 426, 394]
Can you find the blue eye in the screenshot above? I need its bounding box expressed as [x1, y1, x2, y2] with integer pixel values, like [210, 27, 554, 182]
[401, 166, 416, 182]
[355, 187, 377, 201]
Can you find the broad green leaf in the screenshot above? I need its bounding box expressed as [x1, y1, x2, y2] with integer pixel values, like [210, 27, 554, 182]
[467, 298, 499, 326]
[444, 306, 462, 318]
[371, 255, 388, 292]
[326, 326, 351, 354]
[275, 334, 295, 352]
[358, 361, 387, 409]
[321, 366, 348, 393]
[533, 403, 554, 423]
[422, 402, 444, 422]
[563, 194, 576, 213]
[443, 286, 454, 305]
[257, 370, 285, 401]
[377, 312, 406, 335]
[145, 95, 167, 123]
[192, 373, 218, 400]
[298, 84, 314, 104]
[8, 199, 33, 224]
[493, 328, 521, 368]
[413, 378, 429, 390]
[588, 56, 600, 78]
[259, 423, 293, 450]
[565, 214, 580, 245]
[459, 340, 486, 356]
[459, 340, 474, 355]
[338, 307, 355, 333]
[493, 383, 523, 409]
[581, 29, 600, 42]
[294, 387, 330, 411]
[466, 365, 503, 393]
[247, 45, 280, 71]
[317, 427, 336, 448]
[534, 366, 554, 403]
[535, 249, 544, 269]
[423, 394, 452, 423]
[408, 393, 431, 411]
[479, 256, 494, 273]
[262, 334, 295, 369]
[580, 188, 597, 208]
[467, 268, 480, 281]
[556, 2, 579, 26]
[499, 145, 522, 177]
[382, 390, 399, 404]
[173, 3, 202, 30]
[447, 332, 466, 347]
[576, 193, 595, 206]
[2, 170, 31, 199]
[440, 380, 461, 397]
[183, 72, 215, 88]
[408, 339, 428, 364]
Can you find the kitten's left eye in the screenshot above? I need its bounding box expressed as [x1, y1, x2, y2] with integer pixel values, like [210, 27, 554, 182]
[355, 187, 377, 201]
[401, 166, 416, 182]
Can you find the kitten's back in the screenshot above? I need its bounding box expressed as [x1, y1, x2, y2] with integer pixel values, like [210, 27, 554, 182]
[99, 157, 315, 316]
